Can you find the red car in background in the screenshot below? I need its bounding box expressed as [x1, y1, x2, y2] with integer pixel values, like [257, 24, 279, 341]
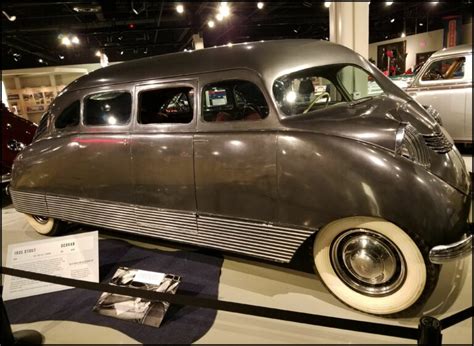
[1, 103, 37, 194]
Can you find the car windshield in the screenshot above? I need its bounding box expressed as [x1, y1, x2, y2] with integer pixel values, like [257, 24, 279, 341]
[273, 64, 387, 116]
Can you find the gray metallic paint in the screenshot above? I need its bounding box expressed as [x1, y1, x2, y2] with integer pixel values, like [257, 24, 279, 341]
[10, 39, 471, 262]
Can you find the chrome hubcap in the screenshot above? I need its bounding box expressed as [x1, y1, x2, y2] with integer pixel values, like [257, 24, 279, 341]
[330, 229, 406, 296]
[32, 215, 49, 225]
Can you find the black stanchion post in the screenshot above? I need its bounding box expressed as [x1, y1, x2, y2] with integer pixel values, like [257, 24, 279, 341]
[1, 286, 43, 345]
[1, 295, 16, 345]
[418, 316, 442, 345]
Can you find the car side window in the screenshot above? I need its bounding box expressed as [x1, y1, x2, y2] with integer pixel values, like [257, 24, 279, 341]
[138, 87, 194, 124]
[55, 101, 80, 129]
[421, 56, 465, 81]
[84, 91, 131, 126]
[202, 80, 269, 122]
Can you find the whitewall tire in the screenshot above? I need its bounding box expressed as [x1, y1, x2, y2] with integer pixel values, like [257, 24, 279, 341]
[25, 214, 65, 236]
[313, 216, 438, 315]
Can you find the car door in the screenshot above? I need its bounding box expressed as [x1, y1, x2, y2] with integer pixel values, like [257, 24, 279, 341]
[131, 80, 198, 236]
[194, 70, 279, 227]
[408, 54, 469, 141]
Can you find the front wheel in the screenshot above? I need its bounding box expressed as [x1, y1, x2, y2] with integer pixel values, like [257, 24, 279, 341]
[313, 217, 439, 316]
[24, 214, 67, 236]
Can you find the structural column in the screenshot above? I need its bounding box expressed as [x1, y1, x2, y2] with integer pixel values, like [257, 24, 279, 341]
[329, 2, 369, 59]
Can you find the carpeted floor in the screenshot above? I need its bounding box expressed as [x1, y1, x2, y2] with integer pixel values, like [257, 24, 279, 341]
[4, 238, 223, 344]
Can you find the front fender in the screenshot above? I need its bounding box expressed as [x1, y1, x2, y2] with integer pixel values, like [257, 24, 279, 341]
[277, 132, 470, 247]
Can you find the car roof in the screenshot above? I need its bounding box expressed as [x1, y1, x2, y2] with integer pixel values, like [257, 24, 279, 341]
[431, 43, 472, 58]
[64, 39, 368, 93]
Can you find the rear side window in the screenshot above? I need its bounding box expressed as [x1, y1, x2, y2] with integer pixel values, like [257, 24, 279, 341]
[55, 101, 80, 129]
[138, 87, 194, 124]
[202, 80, 269, 122]
[84, 91, 131, 126]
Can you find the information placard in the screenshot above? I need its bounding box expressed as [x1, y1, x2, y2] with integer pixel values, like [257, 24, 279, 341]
[3, 231, 99, 300]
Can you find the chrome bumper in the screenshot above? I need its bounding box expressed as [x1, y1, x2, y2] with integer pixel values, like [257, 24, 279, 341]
[1, 173, 11, 184]
[429, 233, 472, 264]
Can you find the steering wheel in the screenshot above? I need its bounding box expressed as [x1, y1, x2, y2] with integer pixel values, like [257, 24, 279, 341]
[303, 92, 330, 114]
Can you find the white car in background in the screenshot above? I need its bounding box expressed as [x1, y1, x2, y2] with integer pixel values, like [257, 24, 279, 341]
[406, 44, 472, 145]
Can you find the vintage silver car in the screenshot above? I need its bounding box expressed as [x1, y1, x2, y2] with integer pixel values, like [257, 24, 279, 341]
[407, 44, 472, 145]
[10, 39, 472, 316]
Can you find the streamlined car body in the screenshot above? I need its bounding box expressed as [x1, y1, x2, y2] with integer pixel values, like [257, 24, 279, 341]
[10, 40, 472, 316]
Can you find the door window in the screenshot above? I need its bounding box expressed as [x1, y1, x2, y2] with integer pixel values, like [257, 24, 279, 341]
[202, 80, 269, 122]
[421, 56, 465, 81]
[84, 91, 131, 126]
[55, 101, 80, 129]
[138, 87, 194, 124]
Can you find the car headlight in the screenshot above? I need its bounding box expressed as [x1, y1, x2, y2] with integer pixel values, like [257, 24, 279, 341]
[395, 124, 430, 168]
[423, 105, 443, 126]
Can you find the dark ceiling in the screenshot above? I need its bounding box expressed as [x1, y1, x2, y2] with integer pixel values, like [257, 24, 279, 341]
[1, 1, 472, 70]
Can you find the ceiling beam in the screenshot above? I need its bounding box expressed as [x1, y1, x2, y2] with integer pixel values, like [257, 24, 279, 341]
[2, 40, 60, 63]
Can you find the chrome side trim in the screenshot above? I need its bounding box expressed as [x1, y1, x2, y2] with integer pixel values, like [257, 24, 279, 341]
[9, 189, 314, 263]
[2, 173, 12, 184]
[10, 189, 48, 216]
[429, 233, 472, 264]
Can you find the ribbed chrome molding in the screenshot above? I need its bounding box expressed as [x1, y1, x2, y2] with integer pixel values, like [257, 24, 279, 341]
[9, 189, 314, 263]
[10, 189, 48, 216]
[423, 131, 453, 154]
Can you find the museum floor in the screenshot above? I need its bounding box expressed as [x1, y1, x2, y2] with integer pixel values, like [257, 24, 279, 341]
[2, 156, 472, 344]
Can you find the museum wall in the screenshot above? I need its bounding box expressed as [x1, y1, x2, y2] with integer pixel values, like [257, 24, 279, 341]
[369, 22, 472, 71]
[1, 63, 104, 123]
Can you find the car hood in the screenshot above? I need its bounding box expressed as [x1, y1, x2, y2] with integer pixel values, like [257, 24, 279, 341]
[280, 95, 438, 151]
[280, 95, 470, 194]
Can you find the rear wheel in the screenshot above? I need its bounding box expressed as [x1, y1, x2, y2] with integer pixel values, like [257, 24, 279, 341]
[25, 214, 67, 236]
[313, 216, 439, 316]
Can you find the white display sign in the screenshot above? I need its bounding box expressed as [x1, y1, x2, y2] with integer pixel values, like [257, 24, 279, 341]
[3, 231, 99, 301]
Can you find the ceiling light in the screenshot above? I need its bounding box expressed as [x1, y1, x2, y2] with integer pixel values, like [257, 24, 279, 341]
[431, 1, 438, 4]
[59, 54, 64, 60]
[324, 2, 331, 8]
[61, 36, 72, 46]
[2, 10, 16, 21]
[386, 1, 394, 6]
[144, 48, 148, 54]
[385, 35, 388, 39]
[293, 29, 298, 33]
[216, 13, 224, 21]
[38, 58, 43, 63]
[220, 6, 230, 17]
[95, 50, 102, 57]
[227, 42, 233, 47]
[419, 22, 424, 26]
[390, 18, 395, 23]
[208, 20, 215, 28]
[120, 50, 124, 55]
[176, 4, 184, 13]
[257, 2, 264, 9]
[71, 36, 80, 44]
[401, 32, 406, 38]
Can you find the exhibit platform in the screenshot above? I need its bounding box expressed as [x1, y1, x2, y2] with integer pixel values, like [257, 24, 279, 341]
[2, 200, 472, 344]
